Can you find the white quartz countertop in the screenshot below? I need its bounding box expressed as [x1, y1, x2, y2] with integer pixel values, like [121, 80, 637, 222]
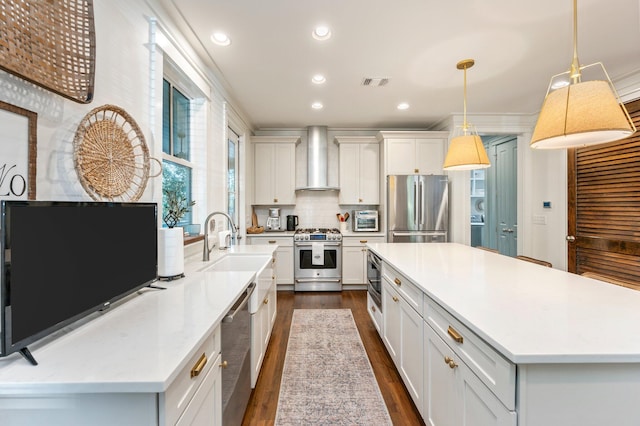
[367, 242, 640, 364]
[341, 231, 385, 237]
[0, 245, 277, 395]
[246, 231, 294, 237]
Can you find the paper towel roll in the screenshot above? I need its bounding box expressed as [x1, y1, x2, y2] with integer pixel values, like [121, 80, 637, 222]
[158, 227, 184, 278]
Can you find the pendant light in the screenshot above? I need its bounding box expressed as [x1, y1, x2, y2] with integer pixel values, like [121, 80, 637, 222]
[443, 59, 491, 171]
[530, 0, 636, 149]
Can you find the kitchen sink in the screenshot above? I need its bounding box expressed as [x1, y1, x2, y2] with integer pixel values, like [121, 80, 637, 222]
[201, 254, 271, 272]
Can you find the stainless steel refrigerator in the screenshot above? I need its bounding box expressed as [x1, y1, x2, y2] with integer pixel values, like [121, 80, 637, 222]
[387, 175, 449, 243]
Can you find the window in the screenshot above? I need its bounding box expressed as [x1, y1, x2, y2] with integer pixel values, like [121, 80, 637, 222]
[227, 128, 239, 224]
[162, 78, 193, 227]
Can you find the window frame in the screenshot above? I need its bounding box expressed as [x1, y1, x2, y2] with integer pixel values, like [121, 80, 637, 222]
[162, 76, 195, 228]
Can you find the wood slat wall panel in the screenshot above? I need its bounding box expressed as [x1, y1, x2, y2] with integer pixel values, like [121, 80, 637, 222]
[570, 98, 640, 288]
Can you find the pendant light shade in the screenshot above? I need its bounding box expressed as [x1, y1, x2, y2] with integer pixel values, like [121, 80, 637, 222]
[443, 59, 491, 171]
[531, 78, 635, 149]
[530, 0, 635, 149]
[443, 134, 491, 171]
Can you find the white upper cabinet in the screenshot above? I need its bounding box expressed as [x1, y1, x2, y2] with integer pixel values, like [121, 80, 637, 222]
[378, 131, 448, 175]
[335, 136, 380, 205]
[253, 136, 300, 205]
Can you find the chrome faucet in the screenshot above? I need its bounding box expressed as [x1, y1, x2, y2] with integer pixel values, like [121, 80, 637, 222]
[203, 211, 238, 261]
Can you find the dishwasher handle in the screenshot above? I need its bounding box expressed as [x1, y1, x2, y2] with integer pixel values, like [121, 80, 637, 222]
[222, 282, 256, 323]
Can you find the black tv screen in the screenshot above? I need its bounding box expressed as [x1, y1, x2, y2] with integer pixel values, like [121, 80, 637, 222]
[1, 201, 158, 364]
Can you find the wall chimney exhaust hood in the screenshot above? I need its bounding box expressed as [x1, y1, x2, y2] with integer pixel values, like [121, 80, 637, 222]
[296, 126, 339, 191]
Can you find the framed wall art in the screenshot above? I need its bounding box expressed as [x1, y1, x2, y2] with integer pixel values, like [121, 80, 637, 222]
[0, 100, 37, 200]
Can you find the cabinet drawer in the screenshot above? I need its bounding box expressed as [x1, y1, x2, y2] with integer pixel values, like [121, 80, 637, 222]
[248, 236, 293, 247]
[424, 298, 515, 410]
[367, 292, 382, 334]
[342, 236, 385, 247]
[162, 326, 221, 425]
[382, 263, 422, 315]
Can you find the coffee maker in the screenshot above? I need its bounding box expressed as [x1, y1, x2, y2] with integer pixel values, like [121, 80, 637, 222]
[266, 207, 282, 231]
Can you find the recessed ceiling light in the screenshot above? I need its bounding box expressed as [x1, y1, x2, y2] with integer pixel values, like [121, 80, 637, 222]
[312, 74, 326, 84]
[311, 102, 324, 110]
[211, 32, 231, 46]
[397, 102, 410, 110]
[312, 25, 331, 41]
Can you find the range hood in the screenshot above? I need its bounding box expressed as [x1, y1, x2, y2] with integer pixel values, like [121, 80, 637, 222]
[296, 126, 339, 191]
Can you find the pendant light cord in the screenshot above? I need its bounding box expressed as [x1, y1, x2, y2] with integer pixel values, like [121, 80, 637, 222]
[570, 0, 581, 83]
[462, 66, 468, 132]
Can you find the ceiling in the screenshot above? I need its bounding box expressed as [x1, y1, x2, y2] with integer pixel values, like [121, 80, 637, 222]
[155, 0, 640, 130]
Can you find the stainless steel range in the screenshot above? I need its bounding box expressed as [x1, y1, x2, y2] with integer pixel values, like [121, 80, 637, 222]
[293, 228, 342, 291]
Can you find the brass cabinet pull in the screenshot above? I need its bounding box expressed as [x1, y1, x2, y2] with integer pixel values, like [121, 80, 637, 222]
[447, 326, 464, 343]
[190, 353, 208, 378]
[268, 240, 276, 244]
[444, 356, 458, 369]
[274, 198, 278, 203]
[392, 296, 399, 302]
[414, 168, 419, 173]
[360, 240, 368, 244]
[219, 360, 228, 369]
[394, 278, 401, 286]
[359, 198, 363, 203]
[263, 298, 269, 305]
[371, 305, 376, 312]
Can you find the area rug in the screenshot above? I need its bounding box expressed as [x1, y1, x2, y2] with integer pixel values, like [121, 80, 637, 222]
[275, 309, 392, 425]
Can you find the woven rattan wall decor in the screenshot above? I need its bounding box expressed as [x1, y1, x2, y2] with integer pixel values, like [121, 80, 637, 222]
[0, 0, 96, 103]
[74, 105, 159, 202]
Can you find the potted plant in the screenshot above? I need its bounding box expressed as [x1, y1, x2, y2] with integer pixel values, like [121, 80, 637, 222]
[162, 188, 196, 228]
[158, 188, 195, 279]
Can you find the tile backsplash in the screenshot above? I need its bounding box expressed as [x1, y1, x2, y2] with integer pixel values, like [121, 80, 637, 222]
[252, 191, 377, 230]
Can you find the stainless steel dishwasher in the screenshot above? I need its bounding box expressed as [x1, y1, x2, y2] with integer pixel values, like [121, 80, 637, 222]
[221, 281, 255, 426]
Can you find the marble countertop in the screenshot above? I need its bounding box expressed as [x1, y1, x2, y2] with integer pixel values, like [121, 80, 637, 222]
[245, 231, 295, 237]
[341, 231, 385, 237]
[367, 242, 640, 364]
[0, 245, 277, 395]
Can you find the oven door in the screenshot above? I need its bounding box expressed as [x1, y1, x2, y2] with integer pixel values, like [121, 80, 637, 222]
[295, 242, 342, 279]
[367, 251, 382, 310]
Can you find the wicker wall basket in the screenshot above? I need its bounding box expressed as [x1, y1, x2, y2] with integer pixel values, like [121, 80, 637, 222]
[0, 0, 96, 103]
[73, 105, 157, 202]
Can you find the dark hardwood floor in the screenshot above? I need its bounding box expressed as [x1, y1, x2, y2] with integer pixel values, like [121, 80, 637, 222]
[242, 290, 425, 426]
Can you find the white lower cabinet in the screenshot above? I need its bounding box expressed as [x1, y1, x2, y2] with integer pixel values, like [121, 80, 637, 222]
[342, 236, 385, 285]
[175, 352, 223, 426]
[247, 236, 294, 286]
[161, 326, 222, 425]
[250, 260, 277, 388]
[367, 292, 383, 333]
[382, 278, 423, 413]
[424, 324, 516, 426]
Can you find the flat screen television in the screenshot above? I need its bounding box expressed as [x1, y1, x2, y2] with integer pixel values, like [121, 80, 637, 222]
[0, 201, 158, 365]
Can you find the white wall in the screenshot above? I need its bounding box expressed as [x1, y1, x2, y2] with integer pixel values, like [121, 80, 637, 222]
[436, 64, 640, 272]
[0, 0, 251, 235]
[0, 0, 156, 202]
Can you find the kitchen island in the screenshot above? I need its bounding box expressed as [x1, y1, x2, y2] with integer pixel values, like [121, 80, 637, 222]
[368, 242, 640, 426]
[0, 245, 276, 425]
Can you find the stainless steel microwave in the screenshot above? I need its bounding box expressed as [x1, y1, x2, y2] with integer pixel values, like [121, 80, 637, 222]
[353, 210, 379, 232]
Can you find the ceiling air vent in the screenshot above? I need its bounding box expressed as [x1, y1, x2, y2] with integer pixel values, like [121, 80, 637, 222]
[362, 77, 390, 87]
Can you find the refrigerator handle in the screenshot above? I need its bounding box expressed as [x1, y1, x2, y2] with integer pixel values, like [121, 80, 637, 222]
[419, 180, 424, 226]
[413, 182, 420, 227]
